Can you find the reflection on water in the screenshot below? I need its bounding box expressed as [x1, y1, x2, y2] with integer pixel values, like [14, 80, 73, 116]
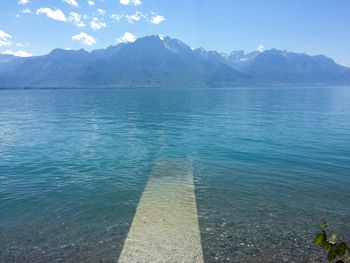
[0, 87, 350, 262]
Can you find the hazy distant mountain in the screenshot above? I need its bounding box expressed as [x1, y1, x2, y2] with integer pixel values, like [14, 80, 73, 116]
[0, 35, 349, 88]
[195, 48, 350, 85]
[78, 36, 248, 88]
[241, 49, 350, 85]
[0, 54, 27, 73]
[0, 54, 17, 63]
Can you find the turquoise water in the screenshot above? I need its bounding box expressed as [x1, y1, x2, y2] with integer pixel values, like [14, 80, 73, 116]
[0, 87, 350, 262]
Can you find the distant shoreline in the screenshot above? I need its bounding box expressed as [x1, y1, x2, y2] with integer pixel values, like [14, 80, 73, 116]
[0, 84, 349, 90]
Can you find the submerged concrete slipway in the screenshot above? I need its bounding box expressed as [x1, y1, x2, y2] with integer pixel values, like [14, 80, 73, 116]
[118, 159, 203, 263]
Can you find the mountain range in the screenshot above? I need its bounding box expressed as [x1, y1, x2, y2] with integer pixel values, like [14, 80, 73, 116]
[0, 35, 350, 88]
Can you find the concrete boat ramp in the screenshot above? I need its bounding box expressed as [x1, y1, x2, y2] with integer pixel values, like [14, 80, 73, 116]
[118, 159, 204, 263]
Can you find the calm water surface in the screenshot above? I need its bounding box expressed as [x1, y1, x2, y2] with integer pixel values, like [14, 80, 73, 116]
[0, 87, 350, 262]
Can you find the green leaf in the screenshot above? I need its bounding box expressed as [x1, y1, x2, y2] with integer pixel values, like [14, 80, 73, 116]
[338, 242, 348, 257]
[328, 244, 338, 262]
[329, 234, 337, 245]
[320, 223, 328, 229]
[314, 231, 327, 246]
[321, 241, 330, 251]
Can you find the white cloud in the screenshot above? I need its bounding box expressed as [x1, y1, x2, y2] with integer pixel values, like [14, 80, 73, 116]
[110, 13, 124, 22]
[36, 8, 67, 22]
[133, 0, 142, 5]
[90, 17, 107, 30]
[88, 0, 95, 6]
[120, 0, 141, 6]
[63, 0, 79, 7]
[3, 50, 33, 57]
[72, 32, 96, 45]
[69, 12, 86, 27]
[0, 29, 12, 47]
[97, 8, 106, 16]
[110, 11, 164, 25]
[116, 32, 136, 43]
[22, 8, 32, 14]
[126, 11, 144, 24]
[18, 0, 29, 5]
[150, 14, 165, 24]
[256, 44, 264, 52]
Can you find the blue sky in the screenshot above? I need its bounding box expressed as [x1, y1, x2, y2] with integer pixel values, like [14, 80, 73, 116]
[0, 0, 350, 66]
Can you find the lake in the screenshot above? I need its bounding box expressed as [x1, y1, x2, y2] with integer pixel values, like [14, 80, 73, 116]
[1, 87, 350, 262]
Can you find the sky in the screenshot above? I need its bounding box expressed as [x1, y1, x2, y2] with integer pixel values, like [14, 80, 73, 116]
[0, 0, 350, 66]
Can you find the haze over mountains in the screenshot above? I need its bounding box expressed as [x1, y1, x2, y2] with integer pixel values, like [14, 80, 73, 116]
[0, 35, 349, 88]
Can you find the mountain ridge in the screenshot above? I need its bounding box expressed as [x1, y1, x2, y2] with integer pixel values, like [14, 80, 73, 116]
[0, 35, 349, 88]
